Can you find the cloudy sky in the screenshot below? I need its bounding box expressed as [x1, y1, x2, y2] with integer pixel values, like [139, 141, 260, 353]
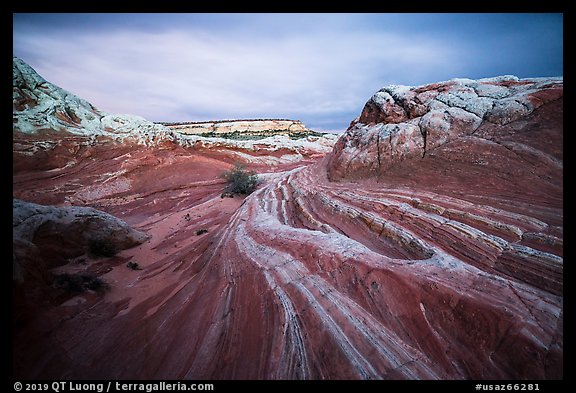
[13, 13, 563, 132]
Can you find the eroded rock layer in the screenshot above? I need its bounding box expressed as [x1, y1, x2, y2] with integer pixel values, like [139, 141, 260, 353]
[162, 119, 310, 135]
[13, 100, 562, 380]
[13, 56, 336, 160]
[328, 76, 562, 180]
[195, 158, 562, 379]
[13, 70, 562, 380]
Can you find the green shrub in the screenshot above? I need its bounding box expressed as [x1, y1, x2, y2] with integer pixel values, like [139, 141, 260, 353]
[127, 261, 142, 270]
[222, 163, 258, 195]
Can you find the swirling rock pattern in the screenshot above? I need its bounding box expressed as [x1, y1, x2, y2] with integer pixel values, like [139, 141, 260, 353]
[13, 73, 562, 379]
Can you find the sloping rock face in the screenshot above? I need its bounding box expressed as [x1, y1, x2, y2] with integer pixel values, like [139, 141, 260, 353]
[13, 57, 174, 146]
[13, 70, 562, 379]
[189, 157, 562, 379]
[328, 76, 562, 179]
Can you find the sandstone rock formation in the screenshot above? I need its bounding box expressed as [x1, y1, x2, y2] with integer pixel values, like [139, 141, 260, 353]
[13, 63, 562, 380]
[328, 76, 563, 179]
[13, 56, 336, 160]
[181, 133, 339, 165]
[162, 118, 310, 135]
[13, 198, 149, 281]
[13, 56, 173, 146]
[13, 198, 150, 334]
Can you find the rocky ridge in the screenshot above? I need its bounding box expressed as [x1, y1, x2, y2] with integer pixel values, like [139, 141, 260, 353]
[13, 57, 173, 146]
[328, 75, 563, 179]
[162, 119, 311, 136]
[13, 57, 337, 161]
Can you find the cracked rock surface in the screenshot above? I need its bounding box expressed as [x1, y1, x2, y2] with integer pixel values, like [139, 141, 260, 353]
[328, 75, 562, 179]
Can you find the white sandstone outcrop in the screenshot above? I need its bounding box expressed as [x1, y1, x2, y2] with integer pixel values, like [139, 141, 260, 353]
[13, 57, 337, 159]
[329, 75, 563, 179]
[163, 119, 310, 135]
[13, 57, 172, 145]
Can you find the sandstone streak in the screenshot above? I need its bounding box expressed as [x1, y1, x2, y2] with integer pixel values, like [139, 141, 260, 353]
[12, 59, 562, 380]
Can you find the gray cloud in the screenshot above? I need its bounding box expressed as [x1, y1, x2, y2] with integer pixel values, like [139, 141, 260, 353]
[13, 13, 562, 131]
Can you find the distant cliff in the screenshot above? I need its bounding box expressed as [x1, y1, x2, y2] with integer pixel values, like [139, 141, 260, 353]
[160, 119, 315, 139]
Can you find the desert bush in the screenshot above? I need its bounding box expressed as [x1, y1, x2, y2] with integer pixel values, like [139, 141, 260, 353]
[127, 261, 142, 270]
[88, 238, 118, 258]
[196, 229, 208, 236]
[222, 163, 258, 195]
[53, 273, 109, 293]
